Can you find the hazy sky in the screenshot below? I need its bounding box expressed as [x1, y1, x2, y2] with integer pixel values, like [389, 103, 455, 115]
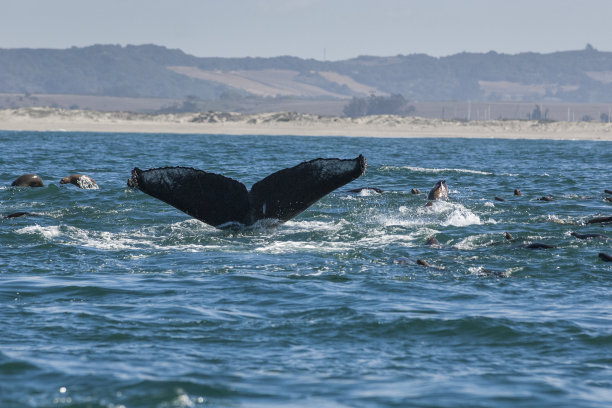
[1, 0, 611, 60]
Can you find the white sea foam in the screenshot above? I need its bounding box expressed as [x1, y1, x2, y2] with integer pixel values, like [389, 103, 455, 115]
[377, 212, 428, 227]
[413, 200, 482, 227]
[16, 223, 154, 251]
[355, 188, 379, 197]
[76, 177, 99, 190]
[421, 201, 482, 227]
[16, 224, 63, 239]
[441, 207, 481, 227]
[255, 240, 354, 254]
[283, 219, 344, 232]
[540, 214, 578, 225]
[383, 165, 494, 176]
[455, 234, 492, 250]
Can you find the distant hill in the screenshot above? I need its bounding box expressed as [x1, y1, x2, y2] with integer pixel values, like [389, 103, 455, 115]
[2, 43, 612, 105]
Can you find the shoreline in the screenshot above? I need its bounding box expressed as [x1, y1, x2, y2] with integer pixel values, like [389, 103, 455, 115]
[1, 107, 612, 140]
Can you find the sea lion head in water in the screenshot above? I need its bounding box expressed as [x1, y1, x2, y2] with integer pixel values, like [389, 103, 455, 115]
[427, 180, 449, 201]
[11, 174, 44, 187]
[60, 174, 98, 189]
[538, 196, 555, 202]
[425, 236, 440, 246]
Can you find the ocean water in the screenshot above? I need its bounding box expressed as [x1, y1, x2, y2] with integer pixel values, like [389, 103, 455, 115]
[1, 131, 611, 408]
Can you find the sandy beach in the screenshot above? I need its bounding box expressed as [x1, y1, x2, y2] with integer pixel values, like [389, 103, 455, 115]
[1, 107, 611, 140]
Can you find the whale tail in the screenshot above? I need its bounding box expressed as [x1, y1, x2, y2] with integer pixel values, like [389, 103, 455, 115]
[130, 155, 366, 228]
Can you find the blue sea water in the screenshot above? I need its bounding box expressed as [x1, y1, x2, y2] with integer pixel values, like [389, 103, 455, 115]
[0, 131, 611, 407]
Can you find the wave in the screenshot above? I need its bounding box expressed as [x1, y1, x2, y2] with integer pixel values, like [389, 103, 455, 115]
[419, 201, 482, 227]
[254, 239, 355, 254]
[381, 165, 495, 176]
[14, 220, 222, 252]
[455, 234, 492, 250]
[9, 199, 490, 259]
[380, 165, 521, 178]
[536, 214, 581, 225]
[16, 224, 144, 250]
[441, 207, 482, 227]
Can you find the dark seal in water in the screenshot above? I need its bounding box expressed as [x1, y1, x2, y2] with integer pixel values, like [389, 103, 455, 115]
[427, 180, 449, 201]
[11, 174, 44, 187]
[60, 174, 98, 189]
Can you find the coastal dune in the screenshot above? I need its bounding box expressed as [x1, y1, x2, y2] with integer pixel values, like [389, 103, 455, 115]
[1, 107, 611, 140]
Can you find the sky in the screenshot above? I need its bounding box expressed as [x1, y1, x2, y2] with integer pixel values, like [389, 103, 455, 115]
[1, 0, 611, 61]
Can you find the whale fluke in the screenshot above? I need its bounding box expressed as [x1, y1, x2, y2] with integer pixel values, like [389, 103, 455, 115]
[130, 155, 366, 228]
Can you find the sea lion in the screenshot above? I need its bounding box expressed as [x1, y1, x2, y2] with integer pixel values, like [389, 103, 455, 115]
[604, 189, 612, 194]
[514, 189, 523, 196]
[3, 212, 36, 219]
[60, 174, 98, 189]
[504, 232, 514, 240]
[571, 232, 609, 240]
[538, 196, 555, 202]
[394, 257, 412, 265]
[394, 257, 443, 269]
[129, 155, 367, 229]
[427, 180, 449, 201]
[11, 174, 44, 187]
[586, 216, 612, 224]
[348, 187, 382, 194]
[522, 242, 555, 249]
[416, 259, 445, 269]
[494, 197, 505, 202]
[599, 252, 612, 262]
[425, 236, 440, 246]
[411, 188, 421, 194]
[416, 259, 431, 267]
